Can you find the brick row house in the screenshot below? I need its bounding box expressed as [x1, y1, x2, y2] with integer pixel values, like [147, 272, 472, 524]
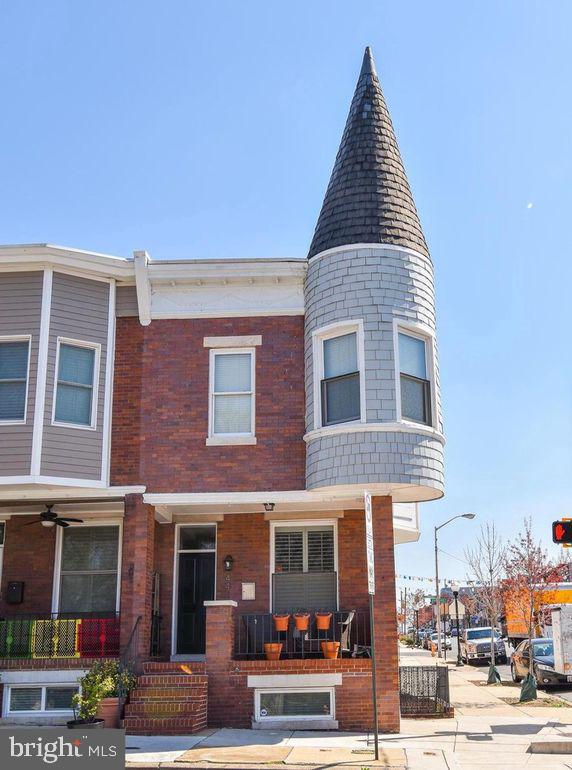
[0, 48, 444, 733]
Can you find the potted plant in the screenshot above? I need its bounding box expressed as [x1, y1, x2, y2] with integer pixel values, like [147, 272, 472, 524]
[68, 660, 136, 729]
[273, 613, 290, 632]
[321, 641, 340, 659]
[293, 611, 310, 631]
[264, 642, 283, 660]
[315, 611, 332, 630]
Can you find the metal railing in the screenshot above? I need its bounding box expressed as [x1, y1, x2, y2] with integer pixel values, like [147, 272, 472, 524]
[0, 613, 120, 660]
[399, 665, 451, 716]
[235, 609, 370, 659]
[150, 612, 162, 657]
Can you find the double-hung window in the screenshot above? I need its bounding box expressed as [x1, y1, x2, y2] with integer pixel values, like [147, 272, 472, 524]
[58, 525, 120, 614]
[54, 340, 99, 428]
[0, 337, 30, 422]
[273, 524, 336, 612]
[209, 350, 255, 438]
[320, 331, 361, 426]
[398, 331, 432, 426]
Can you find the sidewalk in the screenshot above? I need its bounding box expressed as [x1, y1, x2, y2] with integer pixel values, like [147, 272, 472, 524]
[125, 647, 572, 769]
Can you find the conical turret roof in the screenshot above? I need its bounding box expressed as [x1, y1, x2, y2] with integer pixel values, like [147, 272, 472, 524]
[308, 47, 429, 259]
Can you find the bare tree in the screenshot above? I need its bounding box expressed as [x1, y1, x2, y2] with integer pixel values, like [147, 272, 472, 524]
[504, 517, 565, 699]
[465, 523, 506, 681]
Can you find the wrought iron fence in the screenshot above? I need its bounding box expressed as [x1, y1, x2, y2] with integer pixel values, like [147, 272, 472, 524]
[0, 613, 121, 660]
[235, 609, 370, 659]
[399, 665, 451, 716]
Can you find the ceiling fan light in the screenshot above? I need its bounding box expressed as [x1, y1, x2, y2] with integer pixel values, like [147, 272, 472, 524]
[41, 519, 56, 528]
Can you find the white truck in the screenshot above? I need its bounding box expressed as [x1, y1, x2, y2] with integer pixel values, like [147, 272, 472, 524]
[551, 605, 572, 675]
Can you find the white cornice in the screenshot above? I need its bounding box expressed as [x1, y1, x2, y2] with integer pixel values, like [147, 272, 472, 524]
[304, 421, 445, 444]
[0, 244, 133, 281]
[308, 242, 432, 265]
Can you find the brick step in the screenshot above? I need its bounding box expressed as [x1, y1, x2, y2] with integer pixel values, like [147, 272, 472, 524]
[125, 701, 206, 718]
[142, 660, 206, 674]
[124, 715, 207, 736]
[130, 687, 205, 702]
[137, 674, 207, 687]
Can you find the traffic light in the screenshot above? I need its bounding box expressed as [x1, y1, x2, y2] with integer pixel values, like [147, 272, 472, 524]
[552, 520, 572, 544]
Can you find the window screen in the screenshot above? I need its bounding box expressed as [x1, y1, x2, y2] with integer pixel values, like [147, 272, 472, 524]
[54, 343, 96, 426]
[10, 688, 42, 711]
[259, 690, 331, 718]
[212, 352, 253, 434]
[59, 526, 119, 613]
[321, 332, 360, 426]
[0, 340, 29, 421]
[398, 332, 431, 425]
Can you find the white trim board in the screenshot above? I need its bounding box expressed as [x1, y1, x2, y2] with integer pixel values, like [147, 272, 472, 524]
[30, 267, 53, 475]
[248, 674, 342, 688]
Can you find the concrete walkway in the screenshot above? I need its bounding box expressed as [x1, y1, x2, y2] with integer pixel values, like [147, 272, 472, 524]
[125, 647, 572, 769]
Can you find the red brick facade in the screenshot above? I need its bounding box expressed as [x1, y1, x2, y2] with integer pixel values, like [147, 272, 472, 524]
[111, 315, 306, 492]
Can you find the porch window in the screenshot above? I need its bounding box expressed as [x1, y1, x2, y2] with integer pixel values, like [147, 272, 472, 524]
[273, 525, 336, 612]
[58, 526, 119, 614]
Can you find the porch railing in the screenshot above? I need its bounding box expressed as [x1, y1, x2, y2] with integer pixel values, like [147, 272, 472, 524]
[0, 613, 120, 660]
[234, 609, 370, 659]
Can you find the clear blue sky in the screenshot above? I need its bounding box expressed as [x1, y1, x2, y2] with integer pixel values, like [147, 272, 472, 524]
[2, 2, 571, 588]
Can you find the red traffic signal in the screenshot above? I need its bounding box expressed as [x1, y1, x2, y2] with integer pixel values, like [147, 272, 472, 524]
[553, 520, 572, 544]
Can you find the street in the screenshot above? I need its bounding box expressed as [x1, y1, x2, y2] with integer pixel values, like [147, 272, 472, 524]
[416, 636, 572, 704]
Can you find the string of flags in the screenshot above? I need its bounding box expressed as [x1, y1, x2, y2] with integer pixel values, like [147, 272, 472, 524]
[395, 573, 484, 586]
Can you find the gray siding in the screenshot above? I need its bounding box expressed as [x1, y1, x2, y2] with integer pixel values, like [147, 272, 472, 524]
[115, 285, 138, 317]
[0, 271, 43, 475]
[304, 246, 444, 497]
[41, 273, 109, 480]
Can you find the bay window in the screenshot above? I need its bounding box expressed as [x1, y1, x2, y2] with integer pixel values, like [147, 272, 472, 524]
[209, 349, 255, 439]
[53, 340, 99, 428]
[398, 330, 432, 426]
[314, 321, 364, 429]
[0, 337, 30, 422]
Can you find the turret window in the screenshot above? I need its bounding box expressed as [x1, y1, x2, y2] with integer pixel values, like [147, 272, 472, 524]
[0, 337, 30, 423]
[313, 320, 365, 430]
[398, 331, 432, 425]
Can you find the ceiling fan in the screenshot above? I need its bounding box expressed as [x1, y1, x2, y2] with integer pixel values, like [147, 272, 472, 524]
[24, 504, 84, 529]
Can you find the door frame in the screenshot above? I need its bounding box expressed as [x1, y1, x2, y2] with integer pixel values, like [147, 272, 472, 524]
[171, 522, 218, 657]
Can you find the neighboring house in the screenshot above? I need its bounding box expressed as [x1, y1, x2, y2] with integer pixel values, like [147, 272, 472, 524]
[0, 47, 444, 733]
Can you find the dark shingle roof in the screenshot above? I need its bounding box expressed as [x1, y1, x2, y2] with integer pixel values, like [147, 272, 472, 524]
[308, 47, 429, 259]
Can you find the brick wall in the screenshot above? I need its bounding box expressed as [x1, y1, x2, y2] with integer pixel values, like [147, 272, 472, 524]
[0, 516, 57, 615]
[111, 316, 306, 492]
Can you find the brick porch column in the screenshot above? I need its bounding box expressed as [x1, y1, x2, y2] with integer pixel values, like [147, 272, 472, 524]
[204, 600, 237, 727]
[120, 493, 156, 660]
[371, 495, 400, 732]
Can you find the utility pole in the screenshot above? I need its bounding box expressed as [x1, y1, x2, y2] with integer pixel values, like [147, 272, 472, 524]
[404, 587, 408, 635]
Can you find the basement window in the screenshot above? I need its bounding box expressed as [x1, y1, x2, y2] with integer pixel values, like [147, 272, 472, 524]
[256, 688, 334, 720]
[6, 685, 78, 715]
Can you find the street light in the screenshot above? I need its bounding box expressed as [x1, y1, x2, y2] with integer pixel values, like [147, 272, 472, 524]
[451, 580, 463, 666]
[434, 513, 475, 658]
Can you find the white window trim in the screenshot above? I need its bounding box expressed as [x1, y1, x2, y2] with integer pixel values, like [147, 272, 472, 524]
[171, 522, 218, 657]
[255, 686, 335, 721]
[393, 319, 437, 429]
[269, 518, 339, 612]
[0, 334, 31, 426]
[51, 519, 123, 614]
[312, 319, 366, 431]
[207, 347, 256, 445]
[3, 684, 79, 717]
[51, 337, 101, 431]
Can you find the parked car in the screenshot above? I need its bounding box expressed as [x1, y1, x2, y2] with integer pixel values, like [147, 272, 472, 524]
[459, 627, 507, 665]
[430, 632, 452, 650]
[511, 638, 572, 688]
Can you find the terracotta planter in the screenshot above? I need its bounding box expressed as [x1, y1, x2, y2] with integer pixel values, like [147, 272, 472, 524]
[315, 612, 332, 630]
[293, 613, 310, 631]
[321, 641, 340, 659]
[264, 642, 283, 661]
[96, 697, 120, 728]
[273, 613, 290, 632]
